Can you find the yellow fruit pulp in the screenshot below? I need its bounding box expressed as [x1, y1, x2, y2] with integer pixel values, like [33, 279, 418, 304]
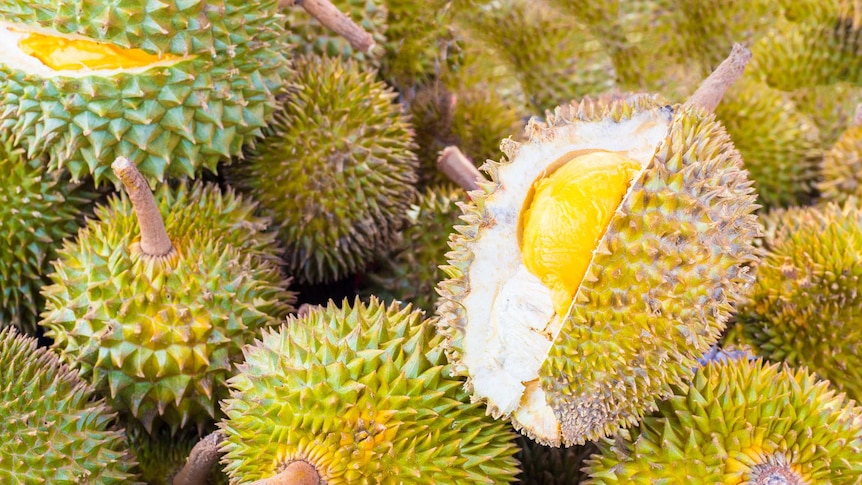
[17, 31, 180, 70]
[520, 151, 640, 317]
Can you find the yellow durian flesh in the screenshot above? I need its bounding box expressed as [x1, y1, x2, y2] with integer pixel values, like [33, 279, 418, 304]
[17, 31, 180, 71]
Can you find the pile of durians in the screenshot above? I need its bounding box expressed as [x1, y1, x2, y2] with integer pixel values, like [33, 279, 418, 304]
[2, 0, 862, 484]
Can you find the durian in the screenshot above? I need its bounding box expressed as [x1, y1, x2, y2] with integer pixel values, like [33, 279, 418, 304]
[0, 328, 136, 483]
[228, 54, 418, 285]
[435, 46, 761, 446]
[735, 201, 862, 403]
[219, 297, 521, 484]
[0, 137, 94, 334]
[818, 107, 862, 203]
[40, 159, 295, 433]
[0, 0, 292, 184]
[585, 358, 862, 483]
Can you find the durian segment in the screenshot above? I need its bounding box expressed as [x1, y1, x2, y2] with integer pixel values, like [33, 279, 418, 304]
[585, 359, 862, 483]
[819, 125, 862, 203]
[219, 298, 520, 484]
[0, 328, 136, 483]
[40, 181, 295, 433]
[0, 0, 292, 184]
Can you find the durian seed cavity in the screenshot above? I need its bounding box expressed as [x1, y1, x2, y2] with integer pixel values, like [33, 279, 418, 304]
[519, 151, 640, 317]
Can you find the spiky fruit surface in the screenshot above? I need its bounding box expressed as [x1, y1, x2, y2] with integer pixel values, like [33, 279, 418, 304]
[515, 435, 594, 485]
[436, 95, 761, 446]
[819, 125, 862, 203]
[0, 138, 94, 334]
[284, 0, 387, 63]
[41, 181, 295, 433]
[362, 185, 463, 314]
[735, 202, 862, 403]
[229, 55, 417, 285]
[127, 423, 228, 485]
[0, 0, 292, 184]
[0, 328, 136, 483]
[220, 298, 520, 484]
[586, 359, 862, 482]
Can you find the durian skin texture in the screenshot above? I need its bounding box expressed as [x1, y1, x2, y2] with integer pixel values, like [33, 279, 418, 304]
[0, 0, 292, 184]
[0, 328, 136, 483]
[0, 137, 94, 334]
[219, 298, 520, 484]
[819, 125, 862, 203]
[229, 55, 418, 285]
[586, 359, 862, 483]
[40, 181, 296, 434]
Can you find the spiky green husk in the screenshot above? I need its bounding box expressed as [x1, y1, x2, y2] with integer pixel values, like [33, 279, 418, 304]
[362, 185, 463, 314]
[220, 298, 520, 484]
[515, 435, 594, 485]
[228, 55, 417, 285]
[819, 125, 862, 203]
[0, 138, 94, 334]
[283, 0, 387, 63]
[714, 78, 820, 207]
[585, 359, 862, 482]
[735, 201, 862, 403]
[0, 0, 292, 184]
[40, 181, 295, 433]
[0, 328, 136, 483]
[127, 423, 228, 485]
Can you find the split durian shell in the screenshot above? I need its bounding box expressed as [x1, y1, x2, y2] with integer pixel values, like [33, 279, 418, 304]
[435, 94, 761, 446]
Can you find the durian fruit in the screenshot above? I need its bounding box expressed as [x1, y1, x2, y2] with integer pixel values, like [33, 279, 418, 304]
[435, 47, 761, 447]
[585, 358, 862, 482]
[283, 0, 387, 63]
[818, 108, 862, 203]
[228, 55, 417, 285]
[790, 83, 862, 148]
[127, 422, 228, 485]
[0, 328, 136, 483]
[0, 137, 94, 334]
[0, 0, 292, 184]
[40, 159, 295, 433]
[734, 201, 862, 403]
[516, 435, 595, 485]
[220, 298, 521, 484]
[361, 184, 464, 314]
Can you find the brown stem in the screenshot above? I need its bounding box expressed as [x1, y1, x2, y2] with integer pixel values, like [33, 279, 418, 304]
[172, 431, 226, 485]
[279, 0, 375, 54]
[248, 461, 320, 485]
[111, 157, 174, 257]
[437, 146, 486, 192]
[686, 43, 752, 114]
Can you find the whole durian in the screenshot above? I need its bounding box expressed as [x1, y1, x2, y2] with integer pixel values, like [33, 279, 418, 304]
[228, 54, 417, 285]
[0, 0, 292, 184]
[41, 159, 295, 433]
[219, 297, 521, 484]
[435, 46, 761, 446]
[585, 358, 862, 482]
[0, 137, 94, 334]
[735, 201, 862, 402]
[0, 328, 136, 483]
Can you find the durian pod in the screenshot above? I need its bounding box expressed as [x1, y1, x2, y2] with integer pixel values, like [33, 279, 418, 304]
[0, 0, 293, 184]
[435, 46, 761, 446]
[735, 201, 862, 404]
[219, 298, 521, 484]
[0, 328, 137, 483]
[282, 0, 388, 64]
[40, 161, 296, 434]
[819, 106, 862, 203]
[585, 359, 862, 482]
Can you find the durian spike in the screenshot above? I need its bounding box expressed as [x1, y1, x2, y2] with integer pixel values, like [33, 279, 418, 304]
[279, 0, 376, 54]
[111, 157, 174, 257]
[686, 43, 752, 114]
[248, 461, 320, 485]
[172, 431, 225, 485]
[437, 146, 487, 192]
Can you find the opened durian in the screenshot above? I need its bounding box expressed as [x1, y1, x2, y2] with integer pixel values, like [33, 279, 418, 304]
[435, 46, 761, 446]
[40, 159, 295, 433]
[0, 328, 136, 483]
[219, 297, 520, 484]
[0, 0, 292, 184]
[585, 358, 862, 482]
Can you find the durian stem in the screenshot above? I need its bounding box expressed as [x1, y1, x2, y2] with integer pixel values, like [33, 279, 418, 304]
[686, 43, 752, 114]
[279, 0, 376, 54]
[437, 146, 486, 192]
[172, 431, 226, 485]
[111, 157, 174, 257]
[248, 460, 320, 485]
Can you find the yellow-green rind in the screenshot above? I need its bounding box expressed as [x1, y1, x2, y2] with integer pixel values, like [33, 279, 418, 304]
[819, 125, 862, 203]
[0, 328, 137, 483]
[585, 359, 862, 483]
[219, 298, 520, 484]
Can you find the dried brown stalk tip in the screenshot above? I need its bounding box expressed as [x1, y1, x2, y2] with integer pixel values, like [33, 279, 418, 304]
[686, 43, 752, 114]
[279, 0, 375, 54]
[172, 431, 226, 485]
[248, 460, 320, 485]
[111, 157, 174, 257]
[437, 146, 486, 192]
